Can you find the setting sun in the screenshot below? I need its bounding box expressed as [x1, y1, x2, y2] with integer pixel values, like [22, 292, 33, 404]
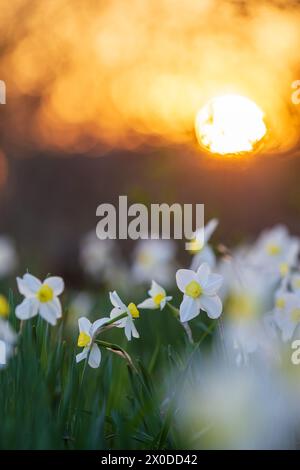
[195, 94, 267, 155]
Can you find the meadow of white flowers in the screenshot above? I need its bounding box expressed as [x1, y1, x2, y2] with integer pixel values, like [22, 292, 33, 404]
[1, 221, 300, 449]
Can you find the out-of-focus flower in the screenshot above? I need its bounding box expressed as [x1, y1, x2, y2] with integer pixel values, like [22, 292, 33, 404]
[16, 273, 64, 325]
[66, 291, 94, 332]
[273, 288, 300, 342]
[175, 360, 299, 449]
[0, 319, 17, 367]
[80, 231, 121, 282]
[190, 219, 218, 271]
[0, 236, 17, 278]
[176, 263, 223, 322]
[248, 225, 299, 282]
[76, 316, 109, 368]
[131, 239, 176, 287]
[109, 291, 139, 341]
[0, 295, 10, 318]
[138, 280, 172, 311]
[290, 273, 300, 295]
[218, 255, 273, 364]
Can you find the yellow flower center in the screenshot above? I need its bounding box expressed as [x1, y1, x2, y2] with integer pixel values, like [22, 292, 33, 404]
[276, 297, 285, 309]
[266, 243, 281, 256]
[138, 253, 152, 266]
[0, 295, 9, 318]
[227, 294, 256, 320]
[37, 284, 54, 303]
[188, 238, 202, 254]
[153, 293, 165, 306]
[185, 280, 202, 299]
[294, 279, 300, 289]
[279, 263, 289, 277]
[77, 331, 91, 347]
[128, 302, 140, 318]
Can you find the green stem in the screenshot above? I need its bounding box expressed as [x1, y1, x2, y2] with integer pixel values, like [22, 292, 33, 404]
[99, 311, 128, 328]
[167, 302, 194, 343]
[167, 302, 180, 318]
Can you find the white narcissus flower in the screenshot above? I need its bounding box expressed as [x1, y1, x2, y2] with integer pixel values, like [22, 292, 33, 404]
[132, 239, 176, 287]
[76, 316, 109, 368]
[16, 273, 64, 326]
[109, 291, 140, 341]
[273, 289, 300, 342]
[138, 281, 172, 311]
[291, 273, 300, 295]
[176, 263, 223, 323]
[248, 225, 300, 281]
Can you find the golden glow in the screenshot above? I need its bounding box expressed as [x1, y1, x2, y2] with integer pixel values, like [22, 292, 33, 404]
[195, 95, 267, 155]
[1, 1, 300, 154]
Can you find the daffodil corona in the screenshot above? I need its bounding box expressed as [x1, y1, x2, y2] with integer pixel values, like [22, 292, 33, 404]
[138, 280, 172, 311]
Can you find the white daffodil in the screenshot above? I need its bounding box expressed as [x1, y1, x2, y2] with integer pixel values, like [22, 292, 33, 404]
[109, 291, 140, 341]
[273, 289, 300, 342]
[76, 316, 109, 368]
[189, 219, 218, 271]
[248, 225, 300, 281]
[176, 263, 223, 323]
[16, 273, 64, 326]
[291, 273, 300, 295]
[0, 319, 17, 367]
[138, 281, 172, 311]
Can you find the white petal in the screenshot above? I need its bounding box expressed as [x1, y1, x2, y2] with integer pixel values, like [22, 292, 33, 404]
[78, 316, 92, 334]
[160, 296, 172, 310]
[199, 295, 222, 319]
[91, 317, 110, 336]
[45, 277, 64, 295]
[76, 348, 88, 363]
[131, 322, 140, 339]
[110, 307, 127, 327]
[204, 219, 218, 244]
[109, 291, 126, 311]
[88, 343, 101, 368]
[52, 297, 62, 318]
[39, 301, 59, 325]
[17, 275, 39, 297]
[179, 296, 199, 323]
[281, 322, 296, 342]
[176, 269, 196, 293]
[22, 274, 42, 293]
[15, 297, 39, 320]
[196, 263, 211, 284]
[190, 246, 216, 271]
[203, 273, 223, 294]
[149, 280, 165, 297]
[138, 298, 157, 309]
[125, 317, 134, 341]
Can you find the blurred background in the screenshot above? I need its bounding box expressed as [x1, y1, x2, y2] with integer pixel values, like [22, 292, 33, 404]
[0, 0, 300, 282]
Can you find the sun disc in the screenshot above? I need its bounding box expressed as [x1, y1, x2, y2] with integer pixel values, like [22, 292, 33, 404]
[195, 94, 267, 155]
